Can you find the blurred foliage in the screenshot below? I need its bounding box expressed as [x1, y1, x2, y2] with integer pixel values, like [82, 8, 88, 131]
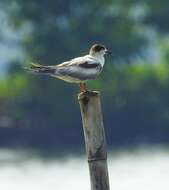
[0, 0, 169, 150]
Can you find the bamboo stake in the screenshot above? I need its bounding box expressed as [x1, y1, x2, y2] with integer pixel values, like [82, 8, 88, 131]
[78, 91, 110, 190]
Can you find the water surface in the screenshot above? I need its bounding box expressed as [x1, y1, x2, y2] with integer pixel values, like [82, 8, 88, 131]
[0, 148, 168, 190]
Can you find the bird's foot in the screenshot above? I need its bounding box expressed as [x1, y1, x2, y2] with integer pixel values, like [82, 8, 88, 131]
[79, 83, 98, 96]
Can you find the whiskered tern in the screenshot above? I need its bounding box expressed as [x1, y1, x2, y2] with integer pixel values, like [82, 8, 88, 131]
[26, 44, 111, 92]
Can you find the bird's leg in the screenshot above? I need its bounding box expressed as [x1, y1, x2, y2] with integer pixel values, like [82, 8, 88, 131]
[80, 83, 87, 92]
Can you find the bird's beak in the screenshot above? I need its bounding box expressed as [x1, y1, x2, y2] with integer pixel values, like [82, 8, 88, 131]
[105, 50, 112, 55]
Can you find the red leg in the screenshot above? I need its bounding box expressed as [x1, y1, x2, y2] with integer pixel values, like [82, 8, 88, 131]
[80, 83, 87, 92]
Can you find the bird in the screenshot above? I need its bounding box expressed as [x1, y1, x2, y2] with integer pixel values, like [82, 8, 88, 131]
[25, 44, 111, 92]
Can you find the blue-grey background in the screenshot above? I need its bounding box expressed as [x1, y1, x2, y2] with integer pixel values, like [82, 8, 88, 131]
[0, 1, 169, 189]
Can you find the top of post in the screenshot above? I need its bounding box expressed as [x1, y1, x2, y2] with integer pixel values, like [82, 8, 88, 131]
[78, 91, 100, 106]
[78, 91, 100, 101]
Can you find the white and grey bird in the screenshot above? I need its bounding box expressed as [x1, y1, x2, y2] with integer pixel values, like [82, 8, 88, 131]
[26, 44, 111, 92]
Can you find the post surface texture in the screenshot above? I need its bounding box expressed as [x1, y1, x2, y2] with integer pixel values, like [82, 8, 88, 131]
[78, 91, 110, 190]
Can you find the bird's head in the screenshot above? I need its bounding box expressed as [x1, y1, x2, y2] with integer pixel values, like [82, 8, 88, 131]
[89, 44, 111, 57]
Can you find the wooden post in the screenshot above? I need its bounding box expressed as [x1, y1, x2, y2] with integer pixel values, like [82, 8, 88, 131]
[78, 91, 110, 190]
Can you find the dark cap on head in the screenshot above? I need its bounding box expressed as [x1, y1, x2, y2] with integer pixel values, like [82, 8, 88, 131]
[90, 44, 106, 53]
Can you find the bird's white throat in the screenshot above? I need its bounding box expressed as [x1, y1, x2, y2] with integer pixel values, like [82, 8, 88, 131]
[91, 53, 105, 67]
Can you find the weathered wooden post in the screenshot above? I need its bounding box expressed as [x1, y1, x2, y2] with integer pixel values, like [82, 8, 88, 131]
[78, 91, 110, 190]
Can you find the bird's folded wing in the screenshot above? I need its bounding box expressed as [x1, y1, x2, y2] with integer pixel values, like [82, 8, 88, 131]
[77, 61, 101, 69]
[69, 56, 101, 68]
[56, 58, 101, 80]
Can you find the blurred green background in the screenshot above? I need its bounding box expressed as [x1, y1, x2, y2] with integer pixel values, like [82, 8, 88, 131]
[0, 0, 169, 154]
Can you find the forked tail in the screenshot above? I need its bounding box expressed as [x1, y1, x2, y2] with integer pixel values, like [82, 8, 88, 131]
[24, 63, 56, 75]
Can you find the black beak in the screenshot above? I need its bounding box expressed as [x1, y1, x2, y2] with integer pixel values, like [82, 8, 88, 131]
[105, 50, 112, 55]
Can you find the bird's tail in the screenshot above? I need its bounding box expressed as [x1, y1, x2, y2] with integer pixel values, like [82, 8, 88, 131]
[24, 63, 56, 75]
